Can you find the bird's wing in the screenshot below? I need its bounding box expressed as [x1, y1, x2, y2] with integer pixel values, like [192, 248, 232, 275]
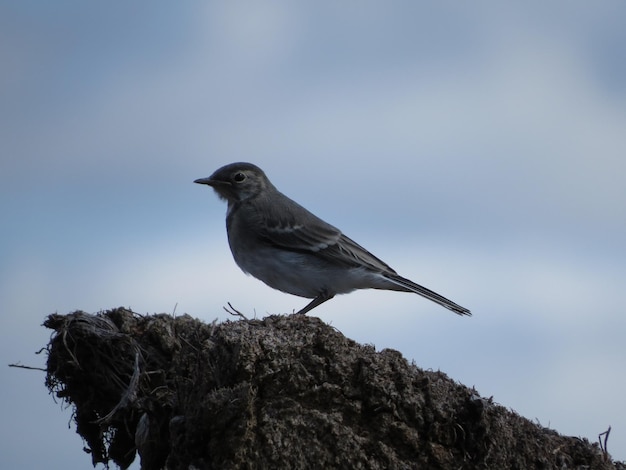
[255, 193, 398, 273]
[323, 234, 399, 273]
[256, 194, 343, 251]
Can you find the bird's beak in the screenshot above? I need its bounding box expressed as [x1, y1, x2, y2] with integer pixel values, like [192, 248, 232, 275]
[194, 177, 230, 187]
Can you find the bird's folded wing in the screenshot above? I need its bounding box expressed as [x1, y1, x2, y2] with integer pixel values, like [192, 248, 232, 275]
[260, 218, 396, 274]
[260, 212, 342, 252]
[255, 192, 398, 274]
[325, 234, 399, 273]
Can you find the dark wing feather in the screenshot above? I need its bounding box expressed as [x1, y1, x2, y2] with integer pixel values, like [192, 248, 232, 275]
[255, 191, 342, 251]
[254, 190, 398, 273]
[322, 234, 399, 273]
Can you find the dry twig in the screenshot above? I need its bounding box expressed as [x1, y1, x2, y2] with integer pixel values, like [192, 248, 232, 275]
[223, 302, 248, 320]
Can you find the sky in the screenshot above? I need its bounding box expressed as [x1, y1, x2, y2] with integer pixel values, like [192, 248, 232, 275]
[1, 2, 626, 467]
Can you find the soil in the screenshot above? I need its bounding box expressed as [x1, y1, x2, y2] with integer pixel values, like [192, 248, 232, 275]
[44, 308, 624, 469]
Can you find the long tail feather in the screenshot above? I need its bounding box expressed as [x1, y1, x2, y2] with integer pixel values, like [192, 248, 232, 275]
[385, 274, 471, 316]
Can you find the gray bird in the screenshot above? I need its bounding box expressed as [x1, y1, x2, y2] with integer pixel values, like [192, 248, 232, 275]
[195, 162, 470, 316]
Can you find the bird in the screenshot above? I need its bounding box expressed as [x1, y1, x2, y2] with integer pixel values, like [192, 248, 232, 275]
[194, 162, 470, 316]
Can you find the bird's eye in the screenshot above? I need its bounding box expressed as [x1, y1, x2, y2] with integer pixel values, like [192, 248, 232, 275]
[233, 172, 246, 183]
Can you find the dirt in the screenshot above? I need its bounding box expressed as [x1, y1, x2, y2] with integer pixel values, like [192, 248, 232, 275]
[44, 308, 623, 469]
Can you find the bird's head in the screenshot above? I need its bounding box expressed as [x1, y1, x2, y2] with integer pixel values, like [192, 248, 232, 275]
[194, 162, 271, 203]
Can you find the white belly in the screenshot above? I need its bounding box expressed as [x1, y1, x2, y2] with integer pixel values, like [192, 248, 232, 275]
[231, 244, 389, 299]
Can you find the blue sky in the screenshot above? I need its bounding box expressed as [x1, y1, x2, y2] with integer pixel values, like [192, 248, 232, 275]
[2, 2, 626, 467]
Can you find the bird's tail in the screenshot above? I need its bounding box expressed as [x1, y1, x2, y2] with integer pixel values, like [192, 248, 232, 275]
[384, 274, 471, 316]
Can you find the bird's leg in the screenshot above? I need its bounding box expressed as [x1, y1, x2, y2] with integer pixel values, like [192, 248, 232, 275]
[295, 291, 335, 315]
